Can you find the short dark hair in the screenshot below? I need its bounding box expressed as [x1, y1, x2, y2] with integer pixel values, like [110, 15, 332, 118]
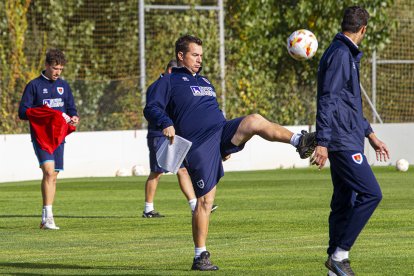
[165, 59, 177, 72]
[175, 35, 203, 61]
[341, 6, 369, 33]
[46, 48, 67, 66]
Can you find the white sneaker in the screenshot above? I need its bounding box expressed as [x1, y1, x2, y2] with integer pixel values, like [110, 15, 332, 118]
[40, 217, 60, 230]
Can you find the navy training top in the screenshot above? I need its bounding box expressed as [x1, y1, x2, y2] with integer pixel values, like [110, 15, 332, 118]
[18, 71, 78, 141]
[143, 67, 226, 147]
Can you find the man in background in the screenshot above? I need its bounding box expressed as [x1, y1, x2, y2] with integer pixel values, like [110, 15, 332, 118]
[142, 60, 217, 218]
[18, 48, 79, 230]
[311, 6, 390, 276]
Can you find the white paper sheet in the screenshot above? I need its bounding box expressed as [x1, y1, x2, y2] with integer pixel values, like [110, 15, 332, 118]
[156, 135, 192, 174]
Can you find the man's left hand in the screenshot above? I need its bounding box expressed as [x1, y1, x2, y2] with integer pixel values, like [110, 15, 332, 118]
[70, 116, 80, 126]
[311, 145, 328, 169]
[368, 133, 390, 162]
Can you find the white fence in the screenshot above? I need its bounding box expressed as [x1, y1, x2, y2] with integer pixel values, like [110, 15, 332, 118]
[1, 123, 413, 183]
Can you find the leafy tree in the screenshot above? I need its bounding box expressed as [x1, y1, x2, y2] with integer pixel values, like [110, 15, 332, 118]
[225, 0, 394, 125]
[0, 0, 34, 133]
[0, 0, 399, 134]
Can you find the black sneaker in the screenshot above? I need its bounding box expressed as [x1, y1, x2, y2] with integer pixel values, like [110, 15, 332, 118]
[211, 205, 219, 213]
[191, 251, 219, 271]
[325, 256, 355, 276]
[296, 130, 317, 159]
[142, 210, 164, 218]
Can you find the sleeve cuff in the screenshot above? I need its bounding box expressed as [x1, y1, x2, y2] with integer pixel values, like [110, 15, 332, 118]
[317, 140, 329, 147]
[365, 129, 373, 137]
[160, 120, 173, 130]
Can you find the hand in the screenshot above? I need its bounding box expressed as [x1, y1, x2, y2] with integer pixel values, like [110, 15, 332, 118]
[310, 145, 328, 169]
[70, 116, 80, 126]
[222, 154, 231, 161]
[368, 133, 390, 162]
[163, 126, 175, 144]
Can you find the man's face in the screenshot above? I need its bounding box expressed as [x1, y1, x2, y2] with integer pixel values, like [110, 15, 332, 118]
[179, 43, 203, 74]
[44, 62, 64, 81]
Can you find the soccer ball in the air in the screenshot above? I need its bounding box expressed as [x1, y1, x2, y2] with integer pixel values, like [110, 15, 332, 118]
[287, 29, 318, 61]
[396, 159, 409, 172]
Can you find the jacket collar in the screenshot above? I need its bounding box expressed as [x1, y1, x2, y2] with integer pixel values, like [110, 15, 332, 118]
[41, 70, 52, 81]
[41, 70, 60, 82]
[172, 66, 203, 76]
[335, 33, 363, 60]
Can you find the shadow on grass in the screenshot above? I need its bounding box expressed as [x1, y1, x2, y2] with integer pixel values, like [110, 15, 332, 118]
[0, 215, 136, 219]
[0, 262, 146, 273]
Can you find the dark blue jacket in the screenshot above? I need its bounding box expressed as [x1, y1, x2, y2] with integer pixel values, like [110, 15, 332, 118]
[18, 72, 78, 140]
[146, 74, 165, 138]
[316, 33, 372, 152]
[143, 67, 226, 147]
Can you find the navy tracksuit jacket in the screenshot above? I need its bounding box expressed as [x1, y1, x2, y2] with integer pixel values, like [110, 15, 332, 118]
[144, 67, 226, 148]
[316, 33, 382, 255]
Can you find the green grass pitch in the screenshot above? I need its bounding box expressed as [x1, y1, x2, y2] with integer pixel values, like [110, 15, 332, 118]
[0, 167, 413, 275]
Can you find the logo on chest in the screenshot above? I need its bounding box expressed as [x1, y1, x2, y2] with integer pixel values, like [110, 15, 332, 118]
[351, 153, 363, 164]
[57, 87, 64, 95]
[43, 98, 64, 108]
[190, 86, 216, 97]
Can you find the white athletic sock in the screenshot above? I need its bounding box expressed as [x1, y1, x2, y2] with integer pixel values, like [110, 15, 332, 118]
[290, 133, 302, 147]
[189, 198, 197, 212]
[332, 247, 349, 261]
[144, 202, 154, 213]
[44, 205, 53, 219]
[195, 246, 206, 258]
[41, 207, 46, 222]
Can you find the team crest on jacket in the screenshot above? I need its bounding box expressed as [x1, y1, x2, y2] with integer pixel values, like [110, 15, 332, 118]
[57, 87, 64, 95]
[202, 77, 210, 84]
[351, 153, 363, 164]
[196, 179, 205, 189]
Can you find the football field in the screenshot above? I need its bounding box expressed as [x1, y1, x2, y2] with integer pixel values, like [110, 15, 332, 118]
[0, 167, 413, 275]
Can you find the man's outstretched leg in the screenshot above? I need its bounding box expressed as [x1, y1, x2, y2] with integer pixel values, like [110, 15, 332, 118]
[230, 114, 316, 158]
[191, 186, 219, 271]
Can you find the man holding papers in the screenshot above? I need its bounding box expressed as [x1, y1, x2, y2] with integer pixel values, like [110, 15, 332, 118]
[143, 60, 217, 218]
[144, 35, 316, 270]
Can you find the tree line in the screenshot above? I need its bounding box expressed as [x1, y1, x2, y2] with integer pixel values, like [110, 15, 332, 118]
[0, 0, 395, 134]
